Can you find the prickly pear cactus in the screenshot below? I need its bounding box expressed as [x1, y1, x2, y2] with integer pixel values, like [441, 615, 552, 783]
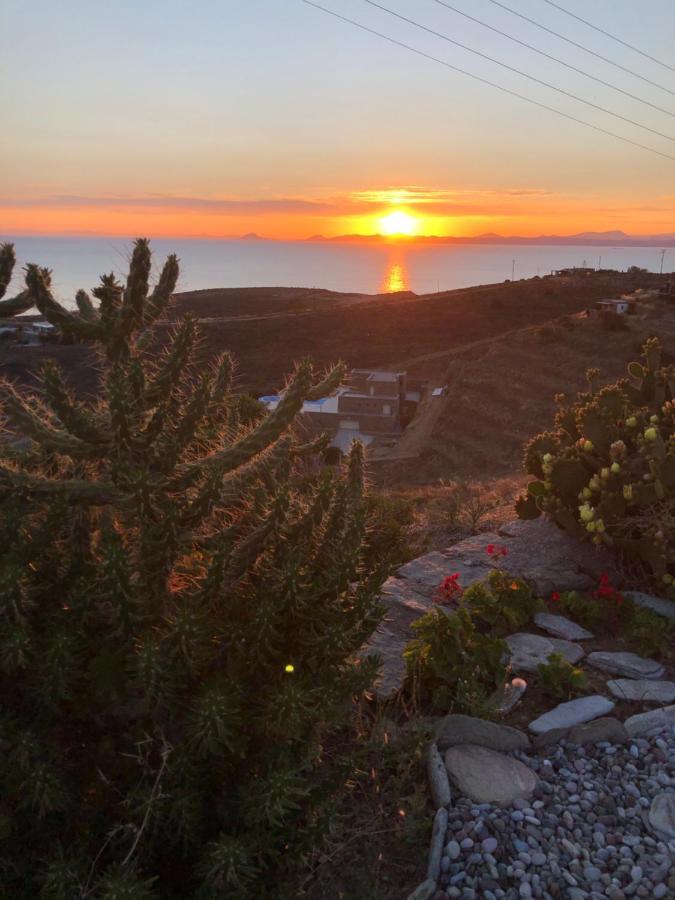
[518, 338, 674, 596]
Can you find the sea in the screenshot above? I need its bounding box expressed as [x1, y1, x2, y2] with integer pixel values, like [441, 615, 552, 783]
[3, 236, 671, 304]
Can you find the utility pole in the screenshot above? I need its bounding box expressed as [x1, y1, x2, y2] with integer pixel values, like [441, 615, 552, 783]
[598, 255, 602, 270]
[511, 259, 515, 281]
[660, 249, 667, 275]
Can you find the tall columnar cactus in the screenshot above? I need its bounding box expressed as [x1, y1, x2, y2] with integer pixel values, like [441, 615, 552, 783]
[0, 240, 383, 898]
[517, 338, 675, 594]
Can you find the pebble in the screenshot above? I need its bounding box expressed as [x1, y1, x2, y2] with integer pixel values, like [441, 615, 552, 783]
[437, 723, 675, 900]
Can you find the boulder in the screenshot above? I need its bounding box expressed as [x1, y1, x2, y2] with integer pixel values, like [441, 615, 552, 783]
[607, 679, 675, 704]
[568, 717, 629, 745]
[505, 632, 584, 673]
[586, 651, 665, 680]
[444, 744, 538, 806]
[528, 695, 615, 734]
[533, 612, 593, 641]
[427, 742, 452, 809]
[626, 590, 675, 621]
[624, 703, 675, 737]
[649, 792, 675, 841]
[435, 714, 530, 753]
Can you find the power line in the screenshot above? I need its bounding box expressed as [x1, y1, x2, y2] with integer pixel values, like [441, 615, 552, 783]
[485, 0, 675, 97]
[361, 0, 675, 143]
[300, 1, 675, 162]
[428, 0, 675, 119]
[541, 0, 675, 75]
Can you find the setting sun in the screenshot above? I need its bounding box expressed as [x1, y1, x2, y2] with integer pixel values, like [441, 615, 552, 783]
[378, 209, 418, 236]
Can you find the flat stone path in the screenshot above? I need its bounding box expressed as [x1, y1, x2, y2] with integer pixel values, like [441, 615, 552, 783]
[586, 650, 665, 680]
[607, 678, 675, 704]
[533, 612, 594, 641]
[528, 695, 615, 735]
[505, 633, 584, 673]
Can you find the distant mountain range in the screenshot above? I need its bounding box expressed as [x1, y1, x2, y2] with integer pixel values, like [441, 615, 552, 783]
[304, 230, 675, 247]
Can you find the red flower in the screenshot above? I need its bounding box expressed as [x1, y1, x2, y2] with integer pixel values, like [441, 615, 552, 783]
[434, 572, 463, 606]
[486, 544, 508, 558]
[551, 591, 561, 602]
[486, 544, 495, 555]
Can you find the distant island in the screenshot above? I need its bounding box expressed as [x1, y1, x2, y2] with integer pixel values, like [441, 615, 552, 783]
[304, 230, 675, 247]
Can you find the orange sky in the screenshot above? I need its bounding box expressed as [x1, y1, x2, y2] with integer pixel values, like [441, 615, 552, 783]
[3, 3, 675, 241]
[3, 187, 675, 239]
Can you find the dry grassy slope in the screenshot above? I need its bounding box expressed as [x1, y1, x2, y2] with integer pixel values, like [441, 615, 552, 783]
[390, 298, 675, 485]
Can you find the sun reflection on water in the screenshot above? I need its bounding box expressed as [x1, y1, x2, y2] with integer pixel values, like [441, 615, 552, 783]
[380, 258, 409, 293]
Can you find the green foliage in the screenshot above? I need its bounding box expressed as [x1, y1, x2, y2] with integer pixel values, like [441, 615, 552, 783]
[363, 492, 415, 571]
[0, 241, 384, 898]
[536, 652, 587, 701]
[518, 337, 675, 594]
[462, 570, 542, 635]
[558, 590, 672, 658]
[404, 602, 508, 717]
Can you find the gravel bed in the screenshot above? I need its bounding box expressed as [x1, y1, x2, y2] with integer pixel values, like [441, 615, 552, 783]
[437, 725, 675, 899]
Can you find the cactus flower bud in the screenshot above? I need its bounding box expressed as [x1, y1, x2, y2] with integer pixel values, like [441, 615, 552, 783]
[601, 467, 610, 480]
[582, 487, 592, 499]
[611, 462, 620, 474]
[579, 504, 594, 522]
[623, 484, 633, 500]
[542, 453, 552, 463]
[583, 440, 594, 452]
[586, 521, 596, 532]
[625, 416, 637, 427]
[644, 427, 657, 442]
[595, 519, 605, 533]
[650, 415, 658, 424]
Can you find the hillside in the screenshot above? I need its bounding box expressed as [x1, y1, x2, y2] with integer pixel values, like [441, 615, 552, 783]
[381, 294, 675, 487]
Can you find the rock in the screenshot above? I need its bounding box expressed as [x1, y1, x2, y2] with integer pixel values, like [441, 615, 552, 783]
[436, 714, 530, 753]
[444, 744, 538, 806]
[427, 742, 452, 809]
[586, 651, 665, 680]
[505, 632, 584, 672]
[427, 807, 448, 882]
[624, 704, 675, 736]
[534, 612, 594, 641]
[364, 517, 617, 698]
[648, 792, 675, 840]
[568, 717, 628, 745]
[489, 677, 527, 714]
[626, 590, 675, 621]
[406, 879, 438, 900]
[528, 696, 615, 734]
[532, 726, 570, 748]
[607, 679, 675, 704]
[445, 518, 618, 595]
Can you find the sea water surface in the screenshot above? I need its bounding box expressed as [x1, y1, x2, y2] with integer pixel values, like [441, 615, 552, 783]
[4, 236, 670, 303]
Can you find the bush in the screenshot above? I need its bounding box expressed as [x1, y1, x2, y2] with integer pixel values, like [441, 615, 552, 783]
[404, 569, 538, 715]
[0, 241, 383, 898]
[517, 338, 674, 596]
[536, 652, 587, 701]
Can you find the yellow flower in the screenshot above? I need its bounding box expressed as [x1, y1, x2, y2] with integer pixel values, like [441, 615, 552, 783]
[285, 664, 295, 673]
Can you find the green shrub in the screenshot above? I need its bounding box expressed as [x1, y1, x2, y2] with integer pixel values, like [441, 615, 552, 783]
[462, 570, 542, 634]
[0, 241, 383, 898]
[404, 606, 508, 715]
[536, 652, 587, 700]
[363, 492, 415, 571]
[517, 337, 675, 595]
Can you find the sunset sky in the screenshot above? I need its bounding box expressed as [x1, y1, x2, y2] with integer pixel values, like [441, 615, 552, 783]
[2, 0, 675, 239]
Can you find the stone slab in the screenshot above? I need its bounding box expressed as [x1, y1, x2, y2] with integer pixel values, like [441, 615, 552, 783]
[627, 590, 675, 621]
[427, 807, 448, 882]
[534, 612, 594, 641]
[490, 677, 527, 714]
[444, 743, 538, 806]
[624, 703, 675, 736]
[435, 714, 530, 753]
[568, 717, 629, 745]
[364, 516, 618, 699]
[607, 679, 675, 704]
[505, 632, 584, 673]
[406, 880, 437, 900]
[649, 792, 675, 840]
[528, 695, 615, 735]
[427, 742, 452, 810]
[586, 651, 665, 680]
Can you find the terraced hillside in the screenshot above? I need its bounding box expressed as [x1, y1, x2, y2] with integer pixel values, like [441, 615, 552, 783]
[385, 296, 675, 485]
